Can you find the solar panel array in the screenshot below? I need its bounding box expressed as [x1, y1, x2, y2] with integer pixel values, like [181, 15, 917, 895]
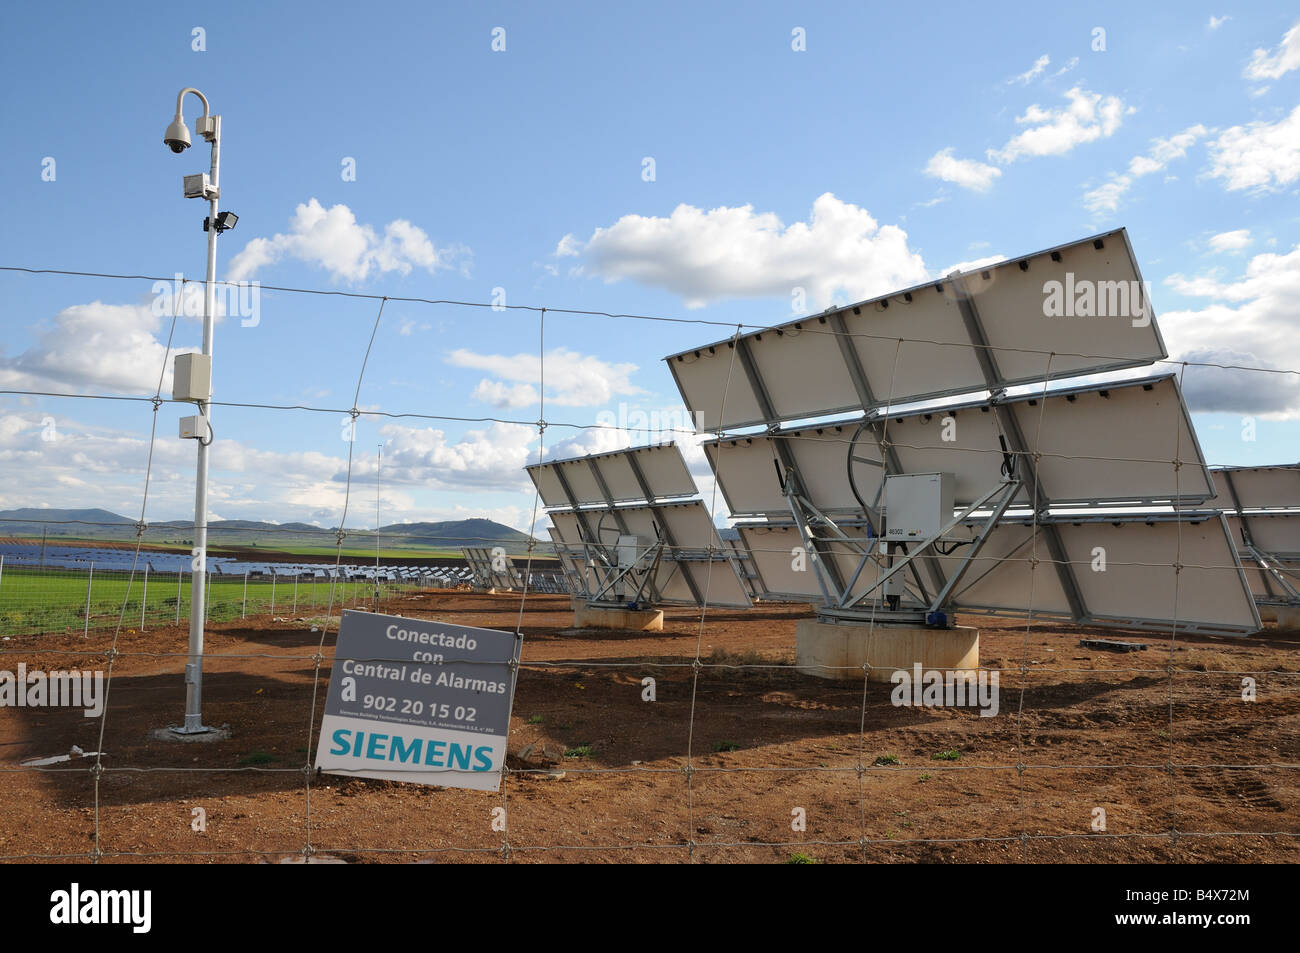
[663, 228, 1261, 635]
[527, 444, 751, 609]
[462, 547, 525, 590]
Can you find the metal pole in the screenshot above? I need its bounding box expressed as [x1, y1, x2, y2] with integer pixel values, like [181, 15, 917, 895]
[242, 572, 247, 619]
[141, 563, 149, 631]
[375, 444, 382, 607]
[292, 575, 298, 615]
[311, 577, 316, 607]
[270, 570, 277, 616]
[176, 568, 182, 624]
[181, 103, 220, 734]
[205, 570, 212, 625]
[83, 563, 93, 639]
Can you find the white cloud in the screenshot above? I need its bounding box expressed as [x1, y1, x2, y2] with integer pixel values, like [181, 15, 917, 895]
[1162, 243, 1300, 416]
[1010, 54, 1050, 85]
[1083, 124, 1208, 213]
[0, 301, 198, 395]
[554, 234, 582, 257]
[939, 254, 1006, 277]
[1244, 21, 1300, 80]
[924, 148, 1002, 192]
[370, 421, 538, 492]
[1208, 15, 1230, 31]
[1083, 177, 1134, 214]
[1207, 104, 1300, 191]
[471, 379, 540, 409]
[568, 192, 929, 310]
[1208, 229, 1252, 252]
[448, 347, 644, 408]
[226, 199, 470, 283]
[988, 87, 1128, 163]
[1127, 125, 1208, 176]
[1052, 56, 1079, 77]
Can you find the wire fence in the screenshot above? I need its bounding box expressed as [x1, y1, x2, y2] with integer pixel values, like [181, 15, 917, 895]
[0, 264, 1297, 864]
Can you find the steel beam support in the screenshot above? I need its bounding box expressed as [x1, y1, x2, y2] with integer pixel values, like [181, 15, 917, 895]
[950, 274, 1089, 621]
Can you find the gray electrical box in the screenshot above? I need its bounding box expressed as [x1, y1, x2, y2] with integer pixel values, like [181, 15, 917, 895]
[183, 173, 218, 200]
[179, 415, 204, 439]
[172, 353, 211, 402]
[883, 472, 954, 541]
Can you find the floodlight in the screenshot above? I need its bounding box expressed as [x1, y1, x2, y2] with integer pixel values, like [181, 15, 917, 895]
[203, 211, 238, 233]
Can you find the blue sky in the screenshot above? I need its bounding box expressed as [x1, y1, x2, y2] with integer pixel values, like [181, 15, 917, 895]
[0, 2, 1297, 534]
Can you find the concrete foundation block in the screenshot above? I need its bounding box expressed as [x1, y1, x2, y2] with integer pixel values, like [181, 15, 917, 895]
[796, 619, 979, 682]
[573, 604, 664, 632]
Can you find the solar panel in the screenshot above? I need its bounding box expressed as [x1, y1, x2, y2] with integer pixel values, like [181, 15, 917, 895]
[1225, 513, 1300, 558]
[526, 443, 697, 508]
[666, 228, 1166, 431]
[1209, 465, 1300, 510]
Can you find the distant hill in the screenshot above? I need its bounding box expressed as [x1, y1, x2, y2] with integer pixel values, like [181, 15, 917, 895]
[376, 517, 534, 551]
[0, 508, 539, 554]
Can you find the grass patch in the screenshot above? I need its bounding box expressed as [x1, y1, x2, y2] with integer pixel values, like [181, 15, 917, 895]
[932, 749, 962, 761]
[526, 714, 545, 725]
[563, 745, 593, 759]
[786, 852, 818, 865]
[918, 773, 932, 783]
[237, 751, 278, 766]
[873, 754, 900, 766]
[712, 740, 741, 752]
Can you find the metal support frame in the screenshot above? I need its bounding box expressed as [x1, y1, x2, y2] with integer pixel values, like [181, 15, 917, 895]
[950, 274, 1090, 621]
[815, 480, 1019, 621]
[828, 310, 948, 599]
[586, 535, 665, 606]
[735, 337, 850, 597]
[624, 454, 706, 607]
[1246, 543, 1300, 603]
[1221, 469, 1285, 602]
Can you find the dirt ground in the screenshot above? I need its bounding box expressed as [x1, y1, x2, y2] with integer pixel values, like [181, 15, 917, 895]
[1, 589, 1297, 864]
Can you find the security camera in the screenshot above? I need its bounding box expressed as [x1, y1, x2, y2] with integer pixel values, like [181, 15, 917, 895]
[163, 116, 192, 153]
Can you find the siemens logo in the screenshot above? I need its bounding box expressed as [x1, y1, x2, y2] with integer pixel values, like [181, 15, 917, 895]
[329, 728, 494, 772]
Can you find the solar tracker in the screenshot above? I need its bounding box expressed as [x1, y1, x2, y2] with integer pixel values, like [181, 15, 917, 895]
[667, 229, 1259, 634]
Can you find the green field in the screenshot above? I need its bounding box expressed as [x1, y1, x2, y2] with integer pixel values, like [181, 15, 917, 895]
[0, 566, 415, 637]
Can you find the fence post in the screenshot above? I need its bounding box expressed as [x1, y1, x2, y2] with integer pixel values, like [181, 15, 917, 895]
[83, 563, 94, 639]
[141, 563, 149, 631]
[176, 568, 182, 624]
[292, 575, 298, 615]
[205, 571, 211, 624]
[271, 571, 277, 616]
[242, 572, 248, 619]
